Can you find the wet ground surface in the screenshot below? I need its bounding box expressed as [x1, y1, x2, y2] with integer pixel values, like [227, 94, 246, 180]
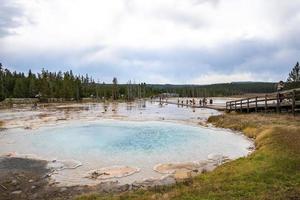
[0, 157, 134, 200]
[0, 101, 252, 199]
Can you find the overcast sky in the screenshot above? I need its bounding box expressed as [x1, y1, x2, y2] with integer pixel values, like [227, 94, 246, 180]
[0, 0, 300, 84]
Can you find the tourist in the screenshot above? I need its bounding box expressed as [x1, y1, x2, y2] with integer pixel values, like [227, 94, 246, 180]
[277, 81, 285, 102]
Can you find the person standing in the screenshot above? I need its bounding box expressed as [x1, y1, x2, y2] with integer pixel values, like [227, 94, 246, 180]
[277, 81, 285, 103]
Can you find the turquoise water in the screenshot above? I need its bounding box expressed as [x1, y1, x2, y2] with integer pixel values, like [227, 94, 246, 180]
[0, 120, 252, 185]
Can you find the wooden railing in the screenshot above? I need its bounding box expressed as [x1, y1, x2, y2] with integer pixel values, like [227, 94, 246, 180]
[226, 88, 300, 115]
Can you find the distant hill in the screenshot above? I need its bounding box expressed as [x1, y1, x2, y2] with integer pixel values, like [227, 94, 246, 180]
[145, 82, 277, 97]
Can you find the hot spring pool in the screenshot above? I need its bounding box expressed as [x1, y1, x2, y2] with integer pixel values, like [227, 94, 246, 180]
[0, 120, 253, 185]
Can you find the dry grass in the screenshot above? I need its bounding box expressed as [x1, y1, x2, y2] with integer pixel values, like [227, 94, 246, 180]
[77, 113, 300, 200]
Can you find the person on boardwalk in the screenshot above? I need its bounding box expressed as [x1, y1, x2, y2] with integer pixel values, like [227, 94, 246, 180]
[277, 81, 284, 91]
[203, 98, 207, 106]
[277, 81, 285, 102]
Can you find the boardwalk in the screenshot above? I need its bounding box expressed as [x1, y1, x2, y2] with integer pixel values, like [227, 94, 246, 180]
[155, 98, 227, 111]
[156, 88, 300, 115]
[226, 88, 300, 115]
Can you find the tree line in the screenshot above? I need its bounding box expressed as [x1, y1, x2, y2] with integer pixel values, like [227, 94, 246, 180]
[0, 63, 160, 101]
[0, 61, 299, 101]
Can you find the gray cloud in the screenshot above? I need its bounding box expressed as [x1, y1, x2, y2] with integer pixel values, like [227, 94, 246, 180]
[1, 0, 300, 84]
[0, 0, 26, 37]
[2, 36, 298, 84]
[191, 0, 219, 6]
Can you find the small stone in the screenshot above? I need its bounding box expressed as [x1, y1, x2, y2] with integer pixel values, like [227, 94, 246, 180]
[31, 185, 36, 189]
[11, 190, 22, 195]
[191, 169, 201, 176]
[160, 175, 176, 185]
[43, 174, 51, 178]
[118, 184, 130, 192]
[11, 180, 18, 185]
[248, 146, 255, 151]
[28, 179, 34, 183]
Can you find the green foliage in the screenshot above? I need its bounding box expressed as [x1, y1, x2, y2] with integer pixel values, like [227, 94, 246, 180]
[287, 62, 300, 82]
[0, 62, 279, 101]
[0, 65, 99, 101]
[112, 77, 118, 100]
[285, 62, 300, 90]
[13, 78, 26, 98]
[0, 64, 156, 101]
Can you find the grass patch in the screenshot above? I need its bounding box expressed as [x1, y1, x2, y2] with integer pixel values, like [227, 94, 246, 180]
[76, 113, 300, 200]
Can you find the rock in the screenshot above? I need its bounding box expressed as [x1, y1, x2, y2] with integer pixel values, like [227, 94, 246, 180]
[131, 182, 142, 190]
[11, 179, 18, 185]
[118, 184, 130, 192]
[159, 175, 176, 185]
[31, 185, 36, 189]
[47, 159, 82, 171]
[132, 175, 176, 188]
[60, 187, 67, 192]
[207, 154, 230, 164]
[89, 171, 110, 179]
[28, 179, 34, 183]
[43, 173, 52, 178]
[86, 166, 139, 180]
[98, 181, 119, 193]
[11, 190, 22, 195]
[190, 171, 198, 177]
[248, 146, 255, 151]
[154, 162, 199, 174]
[202, 162, 217, 173]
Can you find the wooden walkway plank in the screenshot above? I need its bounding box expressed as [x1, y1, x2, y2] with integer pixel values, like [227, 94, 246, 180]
[225, 88, 300, 114]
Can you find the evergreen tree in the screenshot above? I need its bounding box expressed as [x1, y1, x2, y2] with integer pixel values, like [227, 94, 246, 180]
[287, 62, 300, 82]
[0, 63, 5, 100]
[112, 77, 118, 100]
[27, 70, 37, 97]
[13, 78, 26, 98]
[0, 62, 280, 101]
[285, 62, 300, 89]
